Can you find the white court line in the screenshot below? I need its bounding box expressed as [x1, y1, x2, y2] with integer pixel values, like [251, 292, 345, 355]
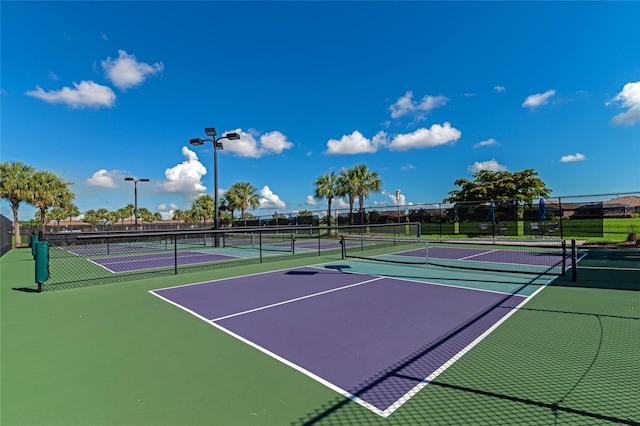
[210, 276, 385, 322]
[307, 264, 533, 297]
[149, 261, 557, 418]
[381, 278, 554, 418]
[457, 249, 499, 261]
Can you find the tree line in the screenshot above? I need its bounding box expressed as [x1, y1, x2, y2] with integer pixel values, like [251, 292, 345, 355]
[2, 159, 550, 247]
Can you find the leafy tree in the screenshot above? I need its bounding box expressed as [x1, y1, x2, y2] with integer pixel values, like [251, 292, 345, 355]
[444, 169, 550, 204]
[29, 170, 75, 234]
[313, 172, 339, 229]
[227, 182, 259, 223]
[0, 161, 35, 247]
[190, 194, 215, 225]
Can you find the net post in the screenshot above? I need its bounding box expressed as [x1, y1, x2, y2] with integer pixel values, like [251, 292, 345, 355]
[173, 234, 178, 275]
[340, 235, 345, 260]
[561, 239, 566, 276]
[571, 239, 577, 281]
[292, 234, 296, 254]
[425, 239, 429, 267]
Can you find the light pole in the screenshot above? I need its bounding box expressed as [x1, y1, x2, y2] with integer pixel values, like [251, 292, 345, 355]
[190, 128, 240, 239]
[124, 177, 150, 228]
[395, 189, 401, 224]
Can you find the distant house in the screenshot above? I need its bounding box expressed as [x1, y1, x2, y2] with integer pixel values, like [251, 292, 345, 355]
[603, 196, 640, 217]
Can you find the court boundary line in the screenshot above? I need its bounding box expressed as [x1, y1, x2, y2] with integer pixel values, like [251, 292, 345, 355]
[382, 280, 553, 417]
[149, 264, 555, 418]
[149, 271, 388, 416]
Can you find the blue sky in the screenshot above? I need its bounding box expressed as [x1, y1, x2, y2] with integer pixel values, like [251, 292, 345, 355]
[2, 1, 639, 221]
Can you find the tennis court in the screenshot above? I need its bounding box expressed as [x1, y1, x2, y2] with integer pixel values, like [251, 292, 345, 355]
[1, 235, 638, 425]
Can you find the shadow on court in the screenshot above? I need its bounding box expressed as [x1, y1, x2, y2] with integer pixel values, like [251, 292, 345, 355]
[292, 249, 640, 425]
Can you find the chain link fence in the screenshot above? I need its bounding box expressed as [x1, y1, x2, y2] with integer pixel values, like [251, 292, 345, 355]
[12, 191, 640, 246]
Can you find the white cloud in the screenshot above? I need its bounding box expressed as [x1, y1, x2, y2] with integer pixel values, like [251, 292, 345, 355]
[609, 81, 640, 126]
[381, 190, 407, 205]
[26, 80, 116, 108]
[101, 32, 108, 41]
[389, 122, 461, 151]
[258, 186, 286, 210]
[101, 50, 164, 91]
[389, 91, 448, 119]
[160, 146, 208, 194]
[400, 164, 416, 171]
[522, 89, 556, 109]
[325, 130, 388, 155]
[468, 159, 507, 173]
[559, 153, 586, 163]
[222, 129, 294, 158]
[305, 195, 318, 206]
[48, 71, 59, 81]
[473, 138, 498, 148]
[332, 197, 350, 209]
[157, 202, 181, 220]
[494, 85, 506, 93]
[86, 169, 120, 188]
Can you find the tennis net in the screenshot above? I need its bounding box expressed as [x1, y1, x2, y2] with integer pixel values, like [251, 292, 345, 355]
[222, 232, 294, 252]
[341, 235, 572, 276]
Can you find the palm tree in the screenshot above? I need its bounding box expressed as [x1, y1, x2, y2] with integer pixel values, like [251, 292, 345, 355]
[116, 205, 133, 228]
[313, 172, 339, 230]
[47, 207, 68, 232]
[64, 204, 80, 231]
[227, 182, 259, 225]
[94, 208, 112, 231]
[83, 210, 101, 230]
[172, 209, 185, 228]
[224, 190, 241, 227]
[351, 164, 382, 225]
[29, 170, 74, 235]
[0, 161, 35, 247]
[337, 168, 358, 225]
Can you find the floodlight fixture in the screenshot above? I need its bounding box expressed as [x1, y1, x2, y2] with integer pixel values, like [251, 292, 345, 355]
[188, 126, 241, 242]
[124, 177, 150, 228]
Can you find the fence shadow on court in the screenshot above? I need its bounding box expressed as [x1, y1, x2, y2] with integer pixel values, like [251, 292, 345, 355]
[292, 282, 639, 425]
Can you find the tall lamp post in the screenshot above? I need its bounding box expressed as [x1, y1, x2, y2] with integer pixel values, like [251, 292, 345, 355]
[395, 189, 401, 224]
[124, 177, 150, 228]
[190, 127, 240, 240]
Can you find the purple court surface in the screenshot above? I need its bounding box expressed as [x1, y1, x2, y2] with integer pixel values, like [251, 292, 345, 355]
[91, 251, 237, 273]
[397, 246, 568, 268]
[151, 266, 531, 416]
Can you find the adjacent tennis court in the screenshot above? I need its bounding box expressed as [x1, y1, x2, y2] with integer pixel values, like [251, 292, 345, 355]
[2, 234, 638, 425]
